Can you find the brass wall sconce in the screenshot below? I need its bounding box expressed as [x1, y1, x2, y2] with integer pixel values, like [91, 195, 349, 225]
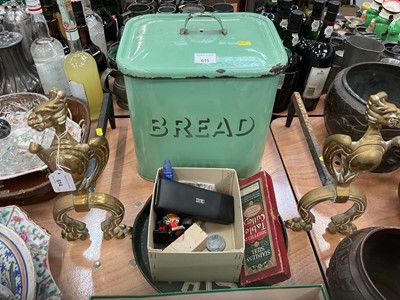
[28, 88, 131, 241]
[285, 92, 400, 235]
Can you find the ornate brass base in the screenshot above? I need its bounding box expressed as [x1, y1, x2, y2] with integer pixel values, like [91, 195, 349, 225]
[285, 184, 366, 235]
[285, 92, 400, 235]
[53, 191, 132, 241]
[28, 88, 132, 241]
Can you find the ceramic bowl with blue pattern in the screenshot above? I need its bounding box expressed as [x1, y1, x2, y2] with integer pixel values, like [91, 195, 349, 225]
[0, 223, 36, 300]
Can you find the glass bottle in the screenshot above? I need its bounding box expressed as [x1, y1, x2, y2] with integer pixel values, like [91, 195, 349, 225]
[80, 0, 108, 55]
[91, 0, 117, 46]
[361, 0, 383, 27]
[40, 0, 70, 54]
[301, 0, 325, 40]
[274, 9, 303, 113]
[297, 0, 340, 111]
[297, 0, 310, 15]
[71, 0, 107, 72]
[274, 0, 293, 40]
[263, 0, 278, 22]
[295, 1, 319, 65]
[295, 35, 316, 58]
[102, 0, 119, 15]
[28, 0, 71, 95]
[253, 0, 266, 14]
[102, 0, 122, 27]
[54, 0, 68, 41]
[57, 0, 104, 121]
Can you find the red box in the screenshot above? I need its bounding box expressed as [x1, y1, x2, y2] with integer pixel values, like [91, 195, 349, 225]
[239, 171, 291, 286]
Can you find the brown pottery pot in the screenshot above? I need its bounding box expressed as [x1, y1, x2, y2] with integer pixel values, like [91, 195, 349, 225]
[324, 62, 400, 173]
[327, 227, 400, 300]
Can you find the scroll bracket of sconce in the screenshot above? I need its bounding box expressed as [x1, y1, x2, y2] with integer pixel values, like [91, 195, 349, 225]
[285, 92, 400, 235]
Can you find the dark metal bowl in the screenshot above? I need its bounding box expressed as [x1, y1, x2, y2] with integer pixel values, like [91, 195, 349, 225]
[327, 227, 400, 300]
[324, 62, 400, 173]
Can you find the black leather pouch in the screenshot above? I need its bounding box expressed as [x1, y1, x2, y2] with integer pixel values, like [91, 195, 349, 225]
[154, 179, 234, 225]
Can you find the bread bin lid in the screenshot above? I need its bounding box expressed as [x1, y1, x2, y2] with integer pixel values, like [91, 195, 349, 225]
[117, 12, 288, 79]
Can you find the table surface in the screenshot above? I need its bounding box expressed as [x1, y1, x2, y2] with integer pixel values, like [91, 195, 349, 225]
[270, 117, 400, 278]
[17, 96, 400, 299]
[20, 114, 325, 300]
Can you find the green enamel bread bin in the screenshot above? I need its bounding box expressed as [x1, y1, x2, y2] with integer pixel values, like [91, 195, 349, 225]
[117, 12, 287, 180]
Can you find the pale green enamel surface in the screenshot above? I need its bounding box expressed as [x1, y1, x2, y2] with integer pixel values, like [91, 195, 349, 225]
[124, 76, 279, 180]
[117, 13, 287, 78]
[117, 12, 287, 180]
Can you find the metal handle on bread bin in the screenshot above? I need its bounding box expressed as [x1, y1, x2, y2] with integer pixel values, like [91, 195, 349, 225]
[180, 13, 228, 35]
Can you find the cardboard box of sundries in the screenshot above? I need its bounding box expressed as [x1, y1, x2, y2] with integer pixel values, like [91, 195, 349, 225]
[148, 167, 245, 282]
[239, 171, 291, 286]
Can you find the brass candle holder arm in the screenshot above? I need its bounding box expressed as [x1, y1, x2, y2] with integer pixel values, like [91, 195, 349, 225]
[286, 92, 400, 235]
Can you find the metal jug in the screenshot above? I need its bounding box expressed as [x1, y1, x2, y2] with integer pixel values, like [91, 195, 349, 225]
[0, 30, 43, 94]
[3, 1, 34, 64]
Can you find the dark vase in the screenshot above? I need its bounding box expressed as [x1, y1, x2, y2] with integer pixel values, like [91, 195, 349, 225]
[212, 3, 234, 12]
[0, 31, 43, 95]
[102, 42, 128, 110]
[200, 0, 225, 12]
[327, 227, 400, 300]
[324, 62, 400, 173]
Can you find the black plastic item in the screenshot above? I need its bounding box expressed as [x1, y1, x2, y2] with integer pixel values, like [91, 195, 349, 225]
[154, 179, 234, 225]
[131, 197, 289, 292]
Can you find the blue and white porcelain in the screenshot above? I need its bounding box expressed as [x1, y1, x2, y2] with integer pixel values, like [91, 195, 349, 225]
[0, 223, 36, 300]
[0, 206, 62, 300]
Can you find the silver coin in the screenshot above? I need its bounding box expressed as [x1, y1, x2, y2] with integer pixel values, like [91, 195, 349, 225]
[206, 234, 226, 252]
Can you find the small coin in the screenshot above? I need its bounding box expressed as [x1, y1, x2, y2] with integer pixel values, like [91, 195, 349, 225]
[206, 234, 226, 252]
[128, 259, 137, 267]
[134, 201, 143, 208]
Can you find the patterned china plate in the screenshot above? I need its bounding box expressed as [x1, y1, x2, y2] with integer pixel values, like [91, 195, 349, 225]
[0, 92, 82, 180]
[0, 206, 62, 300]
[0, 223, 36, 300]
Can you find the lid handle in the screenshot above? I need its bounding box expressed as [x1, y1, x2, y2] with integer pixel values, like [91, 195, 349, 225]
[180, 13, 228, 36]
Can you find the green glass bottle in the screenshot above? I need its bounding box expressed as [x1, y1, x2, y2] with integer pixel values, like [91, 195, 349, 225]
[274, 9, 303, 113]
[274, 0, 293, 40]
[301, 0, 325, 40]
[298, 1, 340, 111]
